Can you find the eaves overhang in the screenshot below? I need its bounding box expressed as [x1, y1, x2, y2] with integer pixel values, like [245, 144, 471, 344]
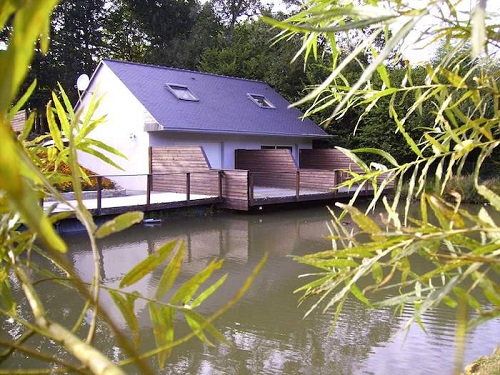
[145, 126, 332, 139]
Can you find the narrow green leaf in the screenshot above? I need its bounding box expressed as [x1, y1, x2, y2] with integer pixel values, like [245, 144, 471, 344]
[299, 258, 359, 269]
[108, 290, 140, 347]
[120, 239, 179, 288]
[350, 283, 372, 307]
[155, 242, 186, 300]
[190, 274, 228, 309]
[424, 133, 447, 155]
[390, 106, 423, 158]
[78, 143, 125, 171]
[335, 146, 370, 173]
[95, 212, 144, 239]
[149, 303, 174, 368]
[57, 83, 75, 121]
[372, 262, 383, 283]
[476, 184, 500, 211]
[182, 309, 229, 346]
[8, 80, 36, 121]
[337, 203, 384, 241]
[170, 259, 225, 305]
[46, 102, 64, 151]
[352, 147, 399, 167]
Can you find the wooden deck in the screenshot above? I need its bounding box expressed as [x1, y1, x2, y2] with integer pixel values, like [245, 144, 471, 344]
[43, 147, 394, 216]
[44, 190, 221, 216]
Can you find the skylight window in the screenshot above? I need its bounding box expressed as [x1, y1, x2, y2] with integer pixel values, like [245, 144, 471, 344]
[248, 93, 275, 109]
[166, 84, 198, 101]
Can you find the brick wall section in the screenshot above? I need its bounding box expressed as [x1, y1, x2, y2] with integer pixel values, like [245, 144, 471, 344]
[149, 146, 220, 195]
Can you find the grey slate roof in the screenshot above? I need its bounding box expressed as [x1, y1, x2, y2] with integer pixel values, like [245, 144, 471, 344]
[101, 59, 329, 138]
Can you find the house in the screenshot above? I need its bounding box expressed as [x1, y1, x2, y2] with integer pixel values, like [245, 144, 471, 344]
[76, 59, 329, 190]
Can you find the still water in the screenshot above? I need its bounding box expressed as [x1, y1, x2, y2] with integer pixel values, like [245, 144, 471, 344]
[6, 205, 500, 374]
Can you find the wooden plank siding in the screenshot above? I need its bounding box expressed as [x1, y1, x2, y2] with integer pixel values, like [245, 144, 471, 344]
[221, 170, 249, 211]
[150, 146, 221, 195]
[235, 149, 298, 189]
[298, 169, 336, 192]
[300, 149, 395, 187]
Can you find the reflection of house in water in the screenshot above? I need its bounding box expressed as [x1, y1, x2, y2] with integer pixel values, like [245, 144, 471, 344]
[66, 209, 334, 328]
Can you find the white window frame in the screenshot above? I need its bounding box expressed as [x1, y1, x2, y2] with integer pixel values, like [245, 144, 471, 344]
[247, 93, 275, 109]
[166, 84, 199, 101]
[261, 145, 293, 151]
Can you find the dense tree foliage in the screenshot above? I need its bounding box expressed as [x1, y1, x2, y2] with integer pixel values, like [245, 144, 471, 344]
[268, 2, 499, 372]
[0, 3, 264, 373]
[8, 0, 494, 170]
[210, 0, 263, 40]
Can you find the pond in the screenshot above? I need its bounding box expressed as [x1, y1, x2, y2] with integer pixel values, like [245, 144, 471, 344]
[3, 205, 499, 374]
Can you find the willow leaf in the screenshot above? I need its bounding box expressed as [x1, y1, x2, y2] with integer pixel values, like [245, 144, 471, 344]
[9, 80, 36, 121]
[149, 303, 174, 368]
[95, 212, 144, 239]
[350, 283, 372, 307]
[170, 259, 225, 306]
[46, 102, 63, 151]
[335, 147, 370, 173]
[182, 309, 228, 346]
[337, 203, 384, 241]
[108, 290, 140, 347]
[190, 274, 228, 309]
[51, 92, 71, 148]
[155, 241, 186, 300]
[78, 143, 125, 171]
[352, 147, 399, 167]
[476, 184, 500, 211]
[120, 239, 179, 288]
[390, 106, 423, 158]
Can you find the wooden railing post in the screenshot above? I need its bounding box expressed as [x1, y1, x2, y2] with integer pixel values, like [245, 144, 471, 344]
[146, 174, 152, 206]
[218, 170, 223, 199]
[186, 172, 191, 203]
[296, 170, 300, 201]
[248, 171, 254, 203]
[96, 176, 103, 213]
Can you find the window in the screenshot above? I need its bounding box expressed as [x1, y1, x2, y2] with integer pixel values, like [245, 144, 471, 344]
[248, 93, 275, 108]
[166, 84, 198, 101]
[261, 145, 292, 151]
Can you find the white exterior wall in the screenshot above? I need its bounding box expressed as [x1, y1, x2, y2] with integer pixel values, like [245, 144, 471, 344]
[149, 132, 313, 169]
[77, 64, 150, 190]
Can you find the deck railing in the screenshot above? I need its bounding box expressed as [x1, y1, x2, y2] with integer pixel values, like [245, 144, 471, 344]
[246, 169, 391, 204]
[42, 171, 224, 214]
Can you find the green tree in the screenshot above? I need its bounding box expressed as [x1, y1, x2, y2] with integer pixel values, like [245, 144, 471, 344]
[266, 0, 499, 371]
[122, 0, 199, 65]
[16, 0, 110, 135]
[104, 0, 150, 62]
[210, 0, 263, 41]
[0, 2, 263, 373]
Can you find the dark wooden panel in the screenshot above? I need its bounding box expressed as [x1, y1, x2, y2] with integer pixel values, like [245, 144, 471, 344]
[150, 146, 220, 195]
[150, 146, 212, 173]
[235, 149, 297, 172]
[221, 170, 249, 210]
[299, 149, 363, 172]
[300, 149, 395, 188]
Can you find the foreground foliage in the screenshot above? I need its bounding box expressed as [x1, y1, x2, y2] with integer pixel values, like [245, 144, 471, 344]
[267, 0, 499, 371]
[0, 2, 263, 374]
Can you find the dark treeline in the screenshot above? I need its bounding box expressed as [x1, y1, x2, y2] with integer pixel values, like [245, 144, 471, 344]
[7, 0, 493, 170]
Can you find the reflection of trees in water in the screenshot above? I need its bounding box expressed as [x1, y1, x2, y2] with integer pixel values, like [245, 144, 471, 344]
[12, 206, 488, 373]
[38, 209, 401, 373]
